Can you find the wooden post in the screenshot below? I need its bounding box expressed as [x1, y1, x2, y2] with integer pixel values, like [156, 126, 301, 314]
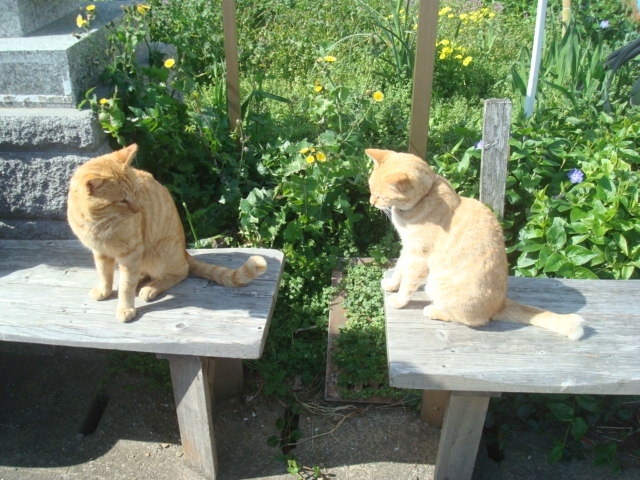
[166, 355, 218, 478]
[434, 393, 491, 480]
[222, 0, 241, 131]
[408, 0, 440, 159]
[562, 0, 571, 35]
[479, 99, 511, 218]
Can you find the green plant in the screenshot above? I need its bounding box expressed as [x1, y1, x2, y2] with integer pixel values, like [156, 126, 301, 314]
[433, 4, 504, 99]
[356, 0, 418, 80]
[331, 262, 407, 400]
[506, 109, 640, 279]
[489, 393, 639, 469]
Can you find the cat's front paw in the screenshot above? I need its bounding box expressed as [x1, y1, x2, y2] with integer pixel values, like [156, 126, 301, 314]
[90, 287, 112, 301]
[387, 293, 409, 309]
[381, 278, 400, 292]
[116, 307, 137, 323]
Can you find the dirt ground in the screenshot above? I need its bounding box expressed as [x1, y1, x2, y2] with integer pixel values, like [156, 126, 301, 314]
[0, 343, 638, 480]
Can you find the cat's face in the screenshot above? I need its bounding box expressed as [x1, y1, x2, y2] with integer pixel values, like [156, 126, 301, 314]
[366, 149, 436, 211]
[69, 144, 141, 217]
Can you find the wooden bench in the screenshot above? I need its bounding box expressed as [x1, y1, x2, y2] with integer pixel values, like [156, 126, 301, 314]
[384, 99, 640, 479]
[0, 239, 284, 479]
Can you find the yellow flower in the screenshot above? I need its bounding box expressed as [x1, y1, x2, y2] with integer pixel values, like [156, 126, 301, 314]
[99, 98, 108, 105]
[164, 58, 175, 68]
[314, 84, 323, 93]
[439, 39, 450, 46]
[462, 56, 473, 66]
[459, 13, 468, 21]
[324, 55, 336, 62]
[76, 14, 87, 28]
[136, 4, 151, 15]
[372, 91, 384, 102]
[300, 147, 310, 155]
[316, 151, 327, 162]
[306, 155, 315, 164]
[86, 4, 96, 11]
[438, 6, 451, 16]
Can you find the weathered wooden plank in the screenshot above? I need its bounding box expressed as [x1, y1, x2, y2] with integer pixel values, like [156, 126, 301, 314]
[434, 393, 490, 480]
[0, 240, 284, 358]
[385, 274, 640, 395]
[479, 99, 511, 218]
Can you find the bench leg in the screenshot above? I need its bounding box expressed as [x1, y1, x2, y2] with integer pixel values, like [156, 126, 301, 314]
[421, 390, 451, 428]
[166, 355, 218, 479]
[434, 391, 490, 480]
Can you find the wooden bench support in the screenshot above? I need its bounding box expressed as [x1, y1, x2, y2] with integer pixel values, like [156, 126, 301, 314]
[421, 390, 451, 428]
[386, 275, 640, 479]
[435, 392, 491, 480]
[166, 355, 218, 478]
[0, 240, 284, 480]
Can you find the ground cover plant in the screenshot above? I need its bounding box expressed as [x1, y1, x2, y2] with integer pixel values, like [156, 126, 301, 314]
[83, 0, 639, 471]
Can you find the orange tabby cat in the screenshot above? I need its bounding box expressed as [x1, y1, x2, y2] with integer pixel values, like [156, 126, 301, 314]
[366, 148, 584, 340]
[67, 144, 267, 322]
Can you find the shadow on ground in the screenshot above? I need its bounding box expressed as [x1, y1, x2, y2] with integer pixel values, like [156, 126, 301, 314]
[0, 343, 638, 480]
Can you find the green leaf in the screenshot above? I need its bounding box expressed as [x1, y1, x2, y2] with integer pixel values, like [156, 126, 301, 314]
[546, 217, 567, 249]
[548, 442, 565, 464]
[548, 402, 574, 422]
[542, 252, 566, 273]
[575, 395, 599, 412]
[570, 416, 588, 441]
[565, 245, 599, 266]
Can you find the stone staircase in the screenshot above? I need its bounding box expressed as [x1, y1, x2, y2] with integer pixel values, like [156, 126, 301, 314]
[0, 1, 127, 239]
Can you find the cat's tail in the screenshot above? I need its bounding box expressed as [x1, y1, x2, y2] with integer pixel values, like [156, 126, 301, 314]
[492, 298, 585, 340]
[186, 254, 267, 287]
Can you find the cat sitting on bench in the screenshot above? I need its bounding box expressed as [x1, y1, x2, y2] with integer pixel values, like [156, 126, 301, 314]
[67, 144, 266, 322]
[366, 148, 584, 340]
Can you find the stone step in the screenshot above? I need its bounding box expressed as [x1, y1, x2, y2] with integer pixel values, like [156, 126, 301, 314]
[0, 107, 110, 239]
[0, 1, 128, 108]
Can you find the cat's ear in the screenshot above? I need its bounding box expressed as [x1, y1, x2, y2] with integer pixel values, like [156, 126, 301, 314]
[388, 173, 411, 193]
[116, 144, 138, 167]
[365, 148, 393, 167]
[84, 177, 104, 196]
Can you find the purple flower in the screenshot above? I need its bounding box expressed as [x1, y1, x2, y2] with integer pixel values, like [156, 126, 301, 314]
[567, 168, 585, 184]
[474, 139, 484, 149]
[600, 20, 609, 29]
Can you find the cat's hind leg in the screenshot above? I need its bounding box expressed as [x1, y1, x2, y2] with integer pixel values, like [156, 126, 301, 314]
[423, 304, 489, 328]
[138, 273, 187, 302]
